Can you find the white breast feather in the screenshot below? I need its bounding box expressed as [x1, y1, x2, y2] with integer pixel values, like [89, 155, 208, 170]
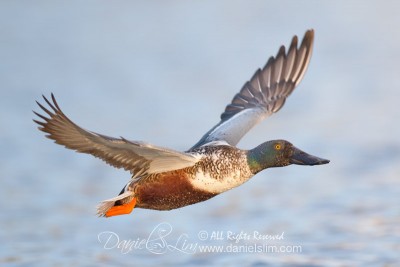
[188, 150, 253, 194]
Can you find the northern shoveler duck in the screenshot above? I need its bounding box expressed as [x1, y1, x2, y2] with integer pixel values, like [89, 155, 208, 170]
[34, 29, 329, 218]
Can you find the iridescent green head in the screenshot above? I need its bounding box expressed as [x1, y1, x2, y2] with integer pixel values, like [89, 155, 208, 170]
[247, 140, 329, 174]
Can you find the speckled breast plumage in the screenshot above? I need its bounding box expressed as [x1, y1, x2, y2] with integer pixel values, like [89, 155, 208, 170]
[130, 145, 254, 210]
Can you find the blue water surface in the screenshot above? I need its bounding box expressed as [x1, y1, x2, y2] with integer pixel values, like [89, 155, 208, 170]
[1, 1, 399, 266]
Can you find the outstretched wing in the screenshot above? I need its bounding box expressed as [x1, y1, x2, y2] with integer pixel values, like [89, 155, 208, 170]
[34, 94, 199, 178]
[190, 30, 314, 150]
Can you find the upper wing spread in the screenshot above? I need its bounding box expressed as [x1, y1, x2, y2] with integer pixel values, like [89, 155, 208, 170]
[190, 30, 314, 149]
[34, 94, 199, 177]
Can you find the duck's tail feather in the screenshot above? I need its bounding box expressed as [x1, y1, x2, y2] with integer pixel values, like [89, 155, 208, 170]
[96, 191, 136, 218]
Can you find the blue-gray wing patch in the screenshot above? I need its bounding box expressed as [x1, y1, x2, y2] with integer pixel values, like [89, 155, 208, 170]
[190, 30, 314, 149]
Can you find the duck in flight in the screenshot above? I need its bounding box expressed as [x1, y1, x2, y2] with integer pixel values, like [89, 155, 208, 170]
[34, 29, 329, 218]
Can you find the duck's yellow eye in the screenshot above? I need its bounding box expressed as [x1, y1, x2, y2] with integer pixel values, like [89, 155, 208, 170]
[275, 144, 282, 150]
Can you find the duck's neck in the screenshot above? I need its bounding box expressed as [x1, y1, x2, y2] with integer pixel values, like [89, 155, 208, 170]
[246, 144, 274, 174]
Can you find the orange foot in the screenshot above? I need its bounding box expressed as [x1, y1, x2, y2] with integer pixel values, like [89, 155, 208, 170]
[105, 197, 137, 217]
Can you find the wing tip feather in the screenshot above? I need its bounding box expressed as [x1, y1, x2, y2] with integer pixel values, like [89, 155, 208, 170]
[193, 29, 315, 148]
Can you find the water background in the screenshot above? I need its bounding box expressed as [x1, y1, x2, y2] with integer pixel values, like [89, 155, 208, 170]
[1, 1, 399, 266]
